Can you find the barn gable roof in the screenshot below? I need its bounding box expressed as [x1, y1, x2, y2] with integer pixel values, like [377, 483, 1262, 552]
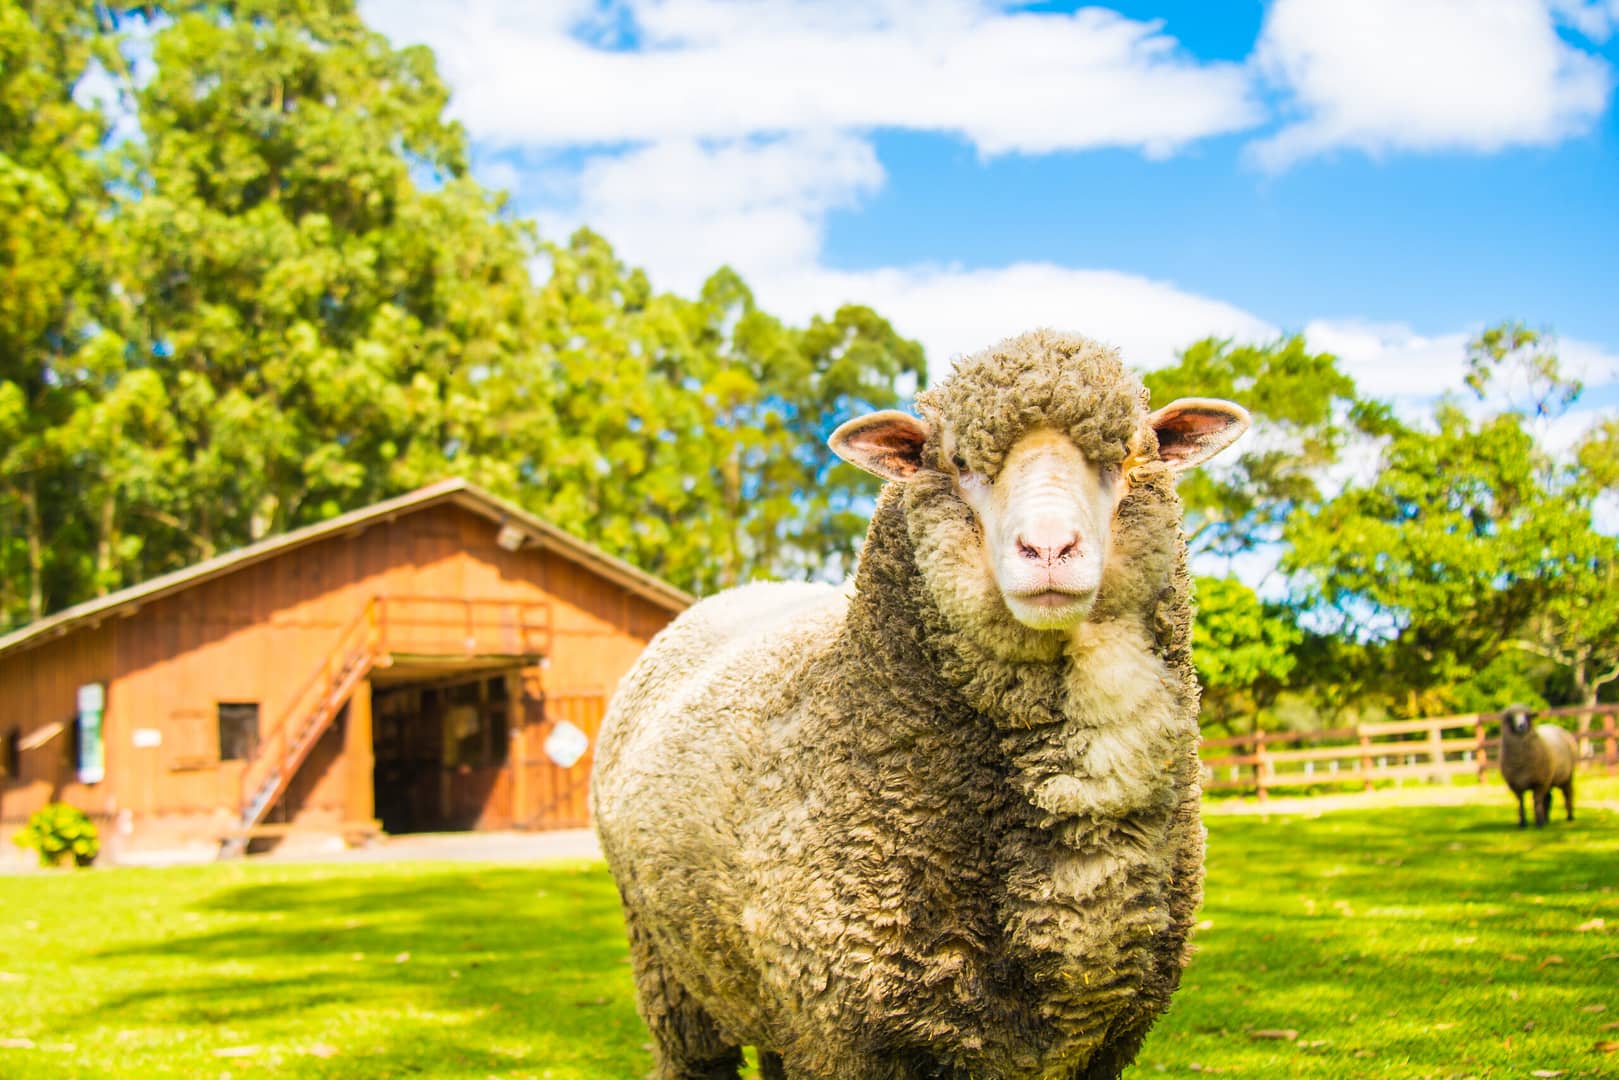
[0, 478, 693, 661]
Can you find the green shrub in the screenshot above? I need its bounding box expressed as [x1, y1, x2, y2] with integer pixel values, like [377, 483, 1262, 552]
[11, 802, 99, 868]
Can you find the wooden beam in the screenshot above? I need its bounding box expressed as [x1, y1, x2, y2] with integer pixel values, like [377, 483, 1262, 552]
[345, 678, 375, 831]
[508, 670, 526, 827]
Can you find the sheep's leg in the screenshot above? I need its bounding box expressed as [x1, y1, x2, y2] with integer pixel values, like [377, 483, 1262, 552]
[1533, 788, 1550, 828]
[1561, 779, 1575, 821]
[757, 1050, 786, 1079]
[1516, 789, 1527, 829]
[623, 912, 742, 1080]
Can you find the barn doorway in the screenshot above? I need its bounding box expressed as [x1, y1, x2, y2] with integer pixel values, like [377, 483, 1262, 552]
[371, 673, 516, 834]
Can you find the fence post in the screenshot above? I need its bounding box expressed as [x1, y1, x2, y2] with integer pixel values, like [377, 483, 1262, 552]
[1475, 715, 1488, 782]
[1576, 709, 1593, 762]
[1254, 732, 1269, 803]
[1427, 721, 1446, 782]
[1358, 726, 1373, 791]
[1605, 711, 1618, 776]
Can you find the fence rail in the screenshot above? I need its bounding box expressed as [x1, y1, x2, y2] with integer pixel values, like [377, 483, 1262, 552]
[1201, 703, 1619, 800]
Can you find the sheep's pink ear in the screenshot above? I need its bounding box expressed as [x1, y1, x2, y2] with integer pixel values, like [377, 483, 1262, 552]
[1148, 398, 1250, 472]
[829, 410, 930, 482]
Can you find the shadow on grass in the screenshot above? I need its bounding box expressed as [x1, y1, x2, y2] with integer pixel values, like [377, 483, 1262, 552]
[13, 804, 1615, 1078]
[71, 864, 649, 1078]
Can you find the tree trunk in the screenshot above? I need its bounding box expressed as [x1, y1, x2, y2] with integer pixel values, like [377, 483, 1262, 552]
[197, 501, 216, 561]
[95, 486, 117, 596]
[0, 493, 11, 620]
[25, 477, 44, 621]
[1576, 659, 1596, 709]
[723, 440, 742, 588]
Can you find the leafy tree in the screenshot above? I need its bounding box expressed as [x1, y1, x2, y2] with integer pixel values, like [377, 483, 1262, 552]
[524, 232, 924, 595]
[101, 0, 542, 558]
[1575, 416, 1619, 495]
[1142, 335, 1384, 564]
[1505, 524, 1619, 707]
[1285, 406, 1544, 709]
[1282, 323, 1617, 713]
[0, 1, 927, 617]
[1191, 575, 1303, 735]
[0, 0, 112, 625]
[1464, 321, 1581, 418]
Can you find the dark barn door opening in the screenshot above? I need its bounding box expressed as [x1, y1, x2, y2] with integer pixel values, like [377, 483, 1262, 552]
[372, 675, 513, 834]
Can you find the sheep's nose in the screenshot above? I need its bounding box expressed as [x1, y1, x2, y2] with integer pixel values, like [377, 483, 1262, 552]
[1016, 532, 1080, 565]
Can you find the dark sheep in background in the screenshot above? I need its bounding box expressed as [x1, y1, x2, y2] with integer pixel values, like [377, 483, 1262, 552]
[1499, 704, 1577, 828]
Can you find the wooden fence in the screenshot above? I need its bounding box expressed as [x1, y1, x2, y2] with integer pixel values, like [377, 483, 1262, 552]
[1201, 703, 1619, 800]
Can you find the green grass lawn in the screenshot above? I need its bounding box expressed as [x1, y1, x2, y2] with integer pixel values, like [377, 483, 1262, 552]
[2, 794, 1616, 1079]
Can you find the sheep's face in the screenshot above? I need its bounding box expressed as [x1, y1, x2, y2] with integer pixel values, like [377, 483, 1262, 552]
[832, 398, 1249, 635]
[835, 333, 1249, 641]
[949, 427, 1121, 630]
[1503, 705, 1535, 736]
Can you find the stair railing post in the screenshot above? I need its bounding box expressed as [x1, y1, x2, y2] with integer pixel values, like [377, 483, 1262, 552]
[367, 597, 382, 657]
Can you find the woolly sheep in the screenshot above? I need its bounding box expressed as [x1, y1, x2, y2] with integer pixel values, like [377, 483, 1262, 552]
[593, 329, 1250, 1080]
[1499, 704, 1577, 829]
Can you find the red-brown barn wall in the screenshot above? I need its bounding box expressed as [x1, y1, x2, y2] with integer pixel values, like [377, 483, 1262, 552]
[0, 501, 679, 857]
[0, 624, 115, 824]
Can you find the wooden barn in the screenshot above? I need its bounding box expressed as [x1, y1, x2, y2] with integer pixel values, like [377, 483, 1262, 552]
[0, 479, 690, 863]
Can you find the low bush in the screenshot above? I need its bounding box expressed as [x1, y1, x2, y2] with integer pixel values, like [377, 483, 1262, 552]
[11, 802, 99, 868]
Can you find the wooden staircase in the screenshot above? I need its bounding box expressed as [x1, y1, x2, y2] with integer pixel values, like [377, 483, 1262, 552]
[221, 603, 380, 857]
[221, 595, 553, 857]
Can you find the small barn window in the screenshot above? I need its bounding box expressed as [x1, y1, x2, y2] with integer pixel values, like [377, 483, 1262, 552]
[217, 703, 261, 761]
[1, 727, 18, 781]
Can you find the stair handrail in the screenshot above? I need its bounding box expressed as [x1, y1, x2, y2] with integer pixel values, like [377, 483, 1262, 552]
[233, 594, 556, 821]
[236, 596, 381, 817]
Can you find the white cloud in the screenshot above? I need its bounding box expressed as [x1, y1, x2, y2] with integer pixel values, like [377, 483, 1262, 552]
[476, 158, 523, 197]
[362, 0, 1619, 446]
[541, 133, 883, 291]
[1299, 320, 1473, 402]
[532, 131, 1619, 421]
[1551, 0, 1619, 40]
[1303, 317, 1619, 393]
[529, 133, 1274, 375]
[362, 0, 1260, 157]
[1250, 0, 1614, 169]
[756, 263, 1276, 381]
[533, 136, 1276, 375]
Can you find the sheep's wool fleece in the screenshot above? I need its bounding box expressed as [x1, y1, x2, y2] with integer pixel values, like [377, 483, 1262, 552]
[1500, 724, 1578, 793]
[594, 330, 1206, 1080]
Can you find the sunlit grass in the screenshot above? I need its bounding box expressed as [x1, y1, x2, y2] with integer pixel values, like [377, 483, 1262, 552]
[0, 794, 1615, 1078]
[1146, 800, 1619, 1078]
[0, 860, 647, 1078]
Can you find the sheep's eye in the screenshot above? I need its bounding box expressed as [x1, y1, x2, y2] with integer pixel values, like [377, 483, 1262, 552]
[951, 453, 969, 473]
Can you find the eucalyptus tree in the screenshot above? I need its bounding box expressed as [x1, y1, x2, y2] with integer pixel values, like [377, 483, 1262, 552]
[0, 0, 115, 624]
[2, 0, 926, 617]
[101, 0, 544, 561]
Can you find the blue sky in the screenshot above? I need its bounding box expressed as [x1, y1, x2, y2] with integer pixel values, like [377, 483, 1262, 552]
[363, 0, 1619, 443]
